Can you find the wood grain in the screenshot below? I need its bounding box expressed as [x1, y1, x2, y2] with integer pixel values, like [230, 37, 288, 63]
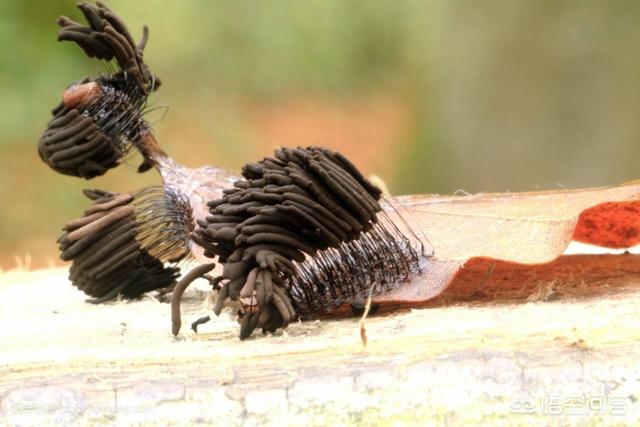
[1, 263, 639, 425]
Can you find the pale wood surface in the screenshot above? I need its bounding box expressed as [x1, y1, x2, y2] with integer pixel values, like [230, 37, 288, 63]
[1, 263, 640, 426]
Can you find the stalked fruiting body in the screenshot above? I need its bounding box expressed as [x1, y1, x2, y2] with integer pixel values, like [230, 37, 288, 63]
[42, 2, 237, 302]
[38, 1, 161, 179]
[57, 187, 195, 302]
[41, 4, 429, 342]
[56, 157, 238, 302]
[192, 146, 423, 339]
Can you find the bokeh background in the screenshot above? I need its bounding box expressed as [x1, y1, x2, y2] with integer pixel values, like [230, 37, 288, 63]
[2, 0, 640, 269]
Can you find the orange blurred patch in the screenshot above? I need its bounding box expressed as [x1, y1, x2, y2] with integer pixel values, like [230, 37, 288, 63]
[573, 201, 640, 248]
[244, 93, 412, 177]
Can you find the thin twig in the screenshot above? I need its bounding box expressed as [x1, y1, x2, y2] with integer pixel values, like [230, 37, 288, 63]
[359, 286, 374, 347]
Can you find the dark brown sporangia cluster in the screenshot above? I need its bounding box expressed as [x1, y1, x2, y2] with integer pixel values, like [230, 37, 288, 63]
[57, 187, 194, 302]
[192, 146, 421, 339]
[38, 1, 159, 179]
[40, 2, 427, 340]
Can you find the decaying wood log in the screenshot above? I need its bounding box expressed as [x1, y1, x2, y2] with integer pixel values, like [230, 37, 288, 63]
[1, 253, 640, 425]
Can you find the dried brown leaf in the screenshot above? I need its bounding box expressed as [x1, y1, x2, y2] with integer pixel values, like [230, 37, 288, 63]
[373, 182, 640, 306]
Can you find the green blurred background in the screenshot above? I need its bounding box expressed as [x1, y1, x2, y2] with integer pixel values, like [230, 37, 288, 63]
[2, 0, 640, 269]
